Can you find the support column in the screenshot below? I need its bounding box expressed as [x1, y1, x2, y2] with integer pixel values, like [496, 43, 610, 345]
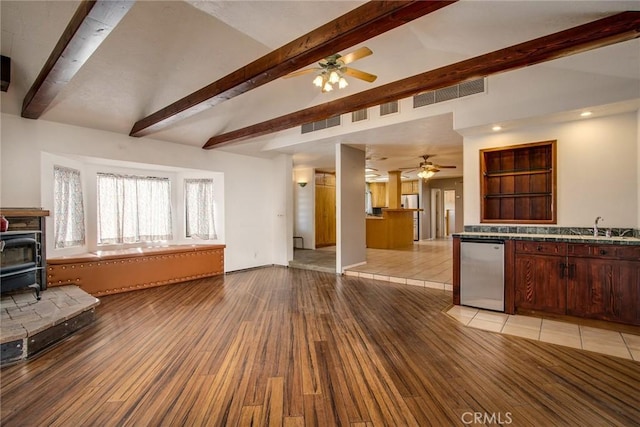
[387, 170, 402, 209]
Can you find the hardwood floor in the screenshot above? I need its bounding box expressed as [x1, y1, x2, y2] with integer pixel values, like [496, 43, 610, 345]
[1, 267, 638, 426]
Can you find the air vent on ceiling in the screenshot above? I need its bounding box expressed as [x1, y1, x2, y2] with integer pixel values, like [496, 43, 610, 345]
[352, 108, 368, 122]
[380, 100, 399, 116]
[301, 115, 341, 134]
[413, 78, 485, 108]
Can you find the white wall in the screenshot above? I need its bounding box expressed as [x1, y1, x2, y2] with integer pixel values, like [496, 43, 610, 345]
[293, 167, 314, 249]
[270, 153, 293, 266]
[336, 144, 366, 272]
[0, 114, 287, 272]
[463, 112, 639, 228]
[454, 64, 640, 132]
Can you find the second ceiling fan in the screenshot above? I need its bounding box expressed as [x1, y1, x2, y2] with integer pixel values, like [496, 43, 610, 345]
[400, 155, 457, 179]
[284, 46, 377, 92]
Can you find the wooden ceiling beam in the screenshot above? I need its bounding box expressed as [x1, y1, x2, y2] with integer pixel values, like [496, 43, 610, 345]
[21, 0, 134, 119]
[203, 11, 640, 149]
[129, 0, 457, 137]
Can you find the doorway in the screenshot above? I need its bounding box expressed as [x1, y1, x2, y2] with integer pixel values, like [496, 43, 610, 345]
[430, 188, 442, 239]
[444, 189, 456, 236]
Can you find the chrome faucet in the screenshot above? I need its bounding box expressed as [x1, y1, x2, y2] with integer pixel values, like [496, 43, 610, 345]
[593, 216, 603, 237]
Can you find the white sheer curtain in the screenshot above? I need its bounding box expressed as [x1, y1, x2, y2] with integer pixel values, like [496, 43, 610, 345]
[53, 165, 86, 248]
[185, 179, 217, 240]
[97, 173, 172, 244]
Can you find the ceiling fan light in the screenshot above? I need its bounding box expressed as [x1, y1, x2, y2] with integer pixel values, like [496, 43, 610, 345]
[312, 75, 324, 87]
[338, 77, 348, 89]
[323, 81, 333, 92]
[328, 70, 340, 84]
[417, 170, 435, 180]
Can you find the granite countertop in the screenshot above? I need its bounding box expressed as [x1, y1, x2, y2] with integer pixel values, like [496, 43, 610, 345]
[454, 232, 640, 246]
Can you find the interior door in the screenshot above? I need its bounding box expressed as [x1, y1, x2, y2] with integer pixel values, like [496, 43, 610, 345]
[315, 173, 336, 247]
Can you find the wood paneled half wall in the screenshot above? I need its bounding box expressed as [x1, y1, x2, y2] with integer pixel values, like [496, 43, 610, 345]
[47, 245, 224, 296]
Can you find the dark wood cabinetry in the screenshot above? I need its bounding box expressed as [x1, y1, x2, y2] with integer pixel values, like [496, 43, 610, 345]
[514, 242, 566, 314]
[566, 247, 640, 325]
[480, 141, 556, 223]
[513, 240, 640, 325]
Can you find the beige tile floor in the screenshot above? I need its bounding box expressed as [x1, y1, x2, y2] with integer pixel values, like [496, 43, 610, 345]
[291, 239, 453, 288]
[447, 305, 640, 362]
[345, 239, 453, 286]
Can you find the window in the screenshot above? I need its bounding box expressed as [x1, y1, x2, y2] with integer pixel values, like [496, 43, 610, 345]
[185, 179, 217, 240]
[53, 166, 86, 248]
[97, 173, 172, 244]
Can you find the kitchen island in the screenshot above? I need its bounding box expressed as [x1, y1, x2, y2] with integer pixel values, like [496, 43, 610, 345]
[366, 208, 420, 249]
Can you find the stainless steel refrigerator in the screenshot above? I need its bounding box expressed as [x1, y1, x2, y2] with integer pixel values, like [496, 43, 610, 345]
[402, 194, 419, 241]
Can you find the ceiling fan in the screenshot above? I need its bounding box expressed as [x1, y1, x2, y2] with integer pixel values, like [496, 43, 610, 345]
[400, 155, 456, 179]
[284, 46, 377, 92]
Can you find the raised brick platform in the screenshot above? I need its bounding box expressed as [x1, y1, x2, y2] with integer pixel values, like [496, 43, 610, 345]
[1, 286, 99, 365]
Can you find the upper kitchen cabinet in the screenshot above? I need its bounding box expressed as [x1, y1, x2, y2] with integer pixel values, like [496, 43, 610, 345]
[370, 182, 387, 208]
[401, 180, 419, 195]
[480, 140, 556, 223]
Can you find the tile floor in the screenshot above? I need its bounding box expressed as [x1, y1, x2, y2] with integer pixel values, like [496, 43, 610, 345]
[291, 239, 453, 287]
[447, 305, 640, 362]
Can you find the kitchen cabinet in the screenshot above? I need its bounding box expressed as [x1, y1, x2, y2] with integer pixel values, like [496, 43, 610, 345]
[480, 140, 556, 223]
[513, 240, 640, 325]
[401, 180, 419, 194]
[369, 182, 387, 207]
[514, 241, 566, 314]
[566, 245, 640, 325]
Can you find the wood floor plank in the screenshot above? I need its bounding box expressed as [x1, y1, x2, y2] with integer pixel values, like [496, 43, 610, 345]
[263, 376, 284, 427]
[1, 267, 638, 426]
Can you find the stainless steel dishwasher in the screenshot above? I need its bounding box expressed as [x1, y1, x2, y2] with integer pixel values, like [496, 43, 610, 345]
[460, 238, 505, 311]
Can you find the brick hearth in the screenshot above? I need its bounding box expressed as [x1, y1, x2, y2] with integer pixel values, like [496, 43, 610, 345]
[1, 286, 99, 365]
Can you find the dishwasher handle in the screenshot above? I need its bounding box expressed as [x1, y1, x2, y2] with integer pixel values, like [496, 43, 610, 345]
[460, 238, 504, 245]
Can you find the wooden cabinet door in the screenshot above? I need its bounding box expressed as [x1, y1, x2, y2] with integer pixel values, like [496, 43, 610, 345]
[370, 183, 387, 207]
[514, 254, 566, 314]
[567, 258, 640, 325]
[400, 180, 419, 194]
[315, 185, 336, 246]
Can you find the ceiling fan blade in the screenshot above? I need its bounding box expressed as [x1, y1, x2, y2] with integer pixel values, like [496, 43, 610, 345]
[343, 67, 377, 83]
[398, 167, 417, 172]
[340, 46, 373, 65]
[434, 164, 456, 169]
[283, 68, 320, 79]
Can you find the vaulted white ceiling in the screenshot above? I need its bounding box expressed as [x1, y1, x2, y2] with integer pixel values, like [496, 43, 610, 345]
[2, 1, 639, 180]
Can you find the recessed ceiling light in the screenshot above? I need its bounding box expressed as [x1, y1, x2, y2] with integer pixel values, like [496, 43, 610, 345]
[492, 125, 502, 131]
[580, 111, 592, 117]
[365, 167, 377, 172]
